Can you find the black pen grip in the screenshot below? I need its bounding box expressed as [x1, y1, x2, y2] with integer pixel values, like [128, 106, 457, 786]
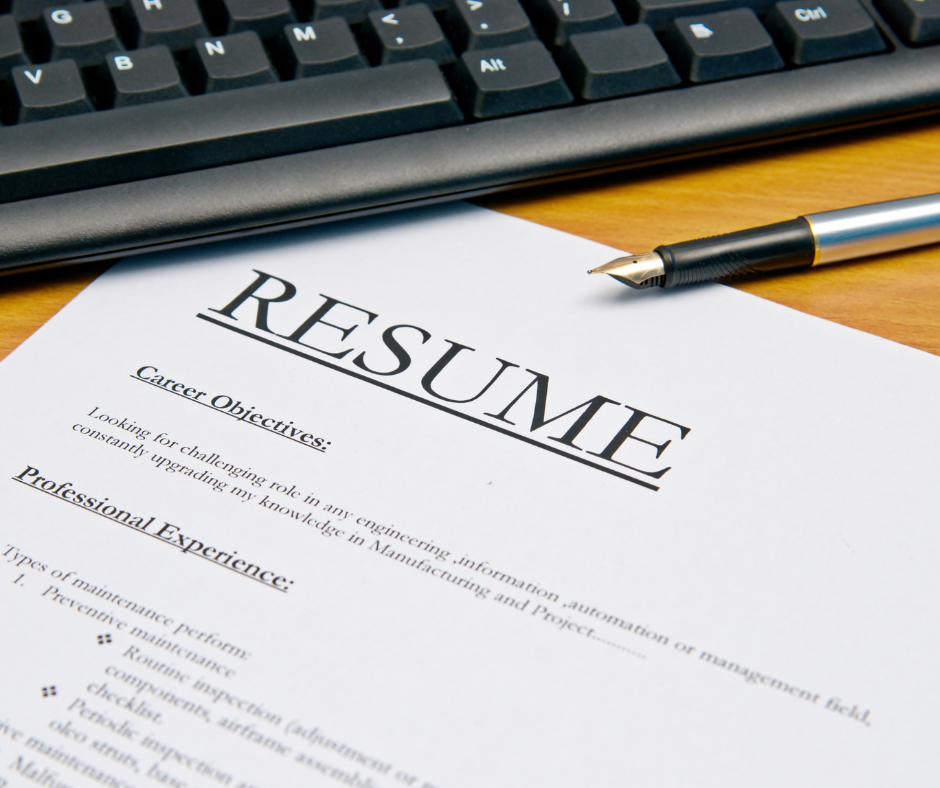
[657, 217, 815, 287]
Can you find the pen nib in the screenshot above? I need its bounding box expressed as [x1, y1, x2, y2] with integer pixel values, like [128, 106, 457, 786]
[588, 252, 665, 289]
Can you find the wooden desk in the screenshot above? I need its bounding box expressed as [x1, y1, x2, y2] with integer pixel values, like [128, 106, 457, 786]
[2, 117, 939, 361]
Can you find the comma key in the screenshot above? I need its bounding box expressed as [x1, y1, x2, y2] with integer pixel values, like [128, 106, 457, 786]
[10, 60, 93, 123]
[451, 39, 573, 118]
[361, 4, 455, 65]
[765, 0, 885, 64]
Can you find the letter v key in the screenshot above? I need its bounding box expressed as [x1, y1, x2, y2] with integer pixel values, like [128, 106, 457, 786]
[24, 69, 42, 84]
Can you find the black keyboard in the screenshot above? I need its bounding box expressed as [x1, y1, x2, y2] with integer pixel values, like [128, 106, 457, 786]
[1, 0, 938, 271]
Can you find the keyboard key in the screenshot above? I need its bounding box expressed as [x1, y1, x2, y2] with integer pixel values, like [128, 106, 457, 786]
[300, 0, 383, 25]
[400, 0, 451, 11]
[204, 0, 296, 38]
[558, 24, 680, 99]
[275, 18, 367, 77]
[124, 0, 210, 50]
[9, 59, 92, 122]
[622, 0, 775, 30]
[0, 15, 28, 70]
[765, 0, 884, 64]
[189, 31, 278, 92]
[663, 8, 784, 82]
[445, 0, 537, 53]
[525, 0, 623, 46]
[11, 0, 68, 23]
[874, 0, 940, 44]
[42, 2, 124, 66]
[1, 60, 462, 202]
[451, 39, 573, 117]
[99, 46, 186, 107]
[361, 4, 454, 65]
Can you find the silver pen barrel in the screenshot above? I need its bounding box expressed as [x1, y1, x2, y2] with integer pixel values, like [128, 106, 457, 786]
[807, 192, 940, 265]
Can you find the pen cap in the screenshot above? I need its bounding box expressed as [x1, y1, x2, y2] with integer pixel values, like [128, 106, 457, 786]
[657, 217, 815, 287]
[807, 192, 940, 264]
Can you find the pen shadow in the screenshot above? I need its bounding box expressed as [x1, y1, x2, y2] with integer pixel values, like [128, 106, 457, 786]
[585, 280, 717, 307]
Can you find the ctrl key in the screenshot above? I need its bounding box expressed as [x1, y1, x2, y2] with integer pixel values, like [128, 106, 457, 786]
[451, 40, 573, 118]
[6, 60, 93, 123]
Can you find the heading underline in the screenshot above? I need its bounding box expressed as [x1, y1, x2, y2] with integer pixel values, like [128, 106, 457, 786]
[196, 313, 658, 491]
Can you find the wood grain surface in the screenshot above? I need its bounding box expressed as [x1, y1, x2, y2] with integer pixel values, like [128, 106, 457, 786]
[2, 116, 939, 361]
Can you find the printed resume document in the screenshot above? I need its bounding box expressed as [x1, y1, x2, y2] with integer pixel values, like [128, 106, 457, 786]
[1, 205, 938, 787]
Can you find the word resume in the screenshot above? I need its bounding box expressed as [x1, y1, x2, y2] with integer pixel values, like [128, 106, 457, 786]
[1, 205, 938, 787]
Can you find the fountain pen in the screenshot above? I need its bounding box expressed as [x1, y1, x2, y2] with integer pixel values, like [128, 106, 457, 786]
[589, 192, 940, 289]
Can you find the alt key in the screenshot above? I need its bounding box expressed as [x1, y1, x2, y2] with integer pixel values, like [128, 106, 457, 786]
[451, 40, 573, 118]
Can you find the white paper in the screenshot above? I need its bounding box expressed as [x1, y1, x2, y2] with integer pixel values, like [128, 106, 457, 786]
[1, 204, 938, 788]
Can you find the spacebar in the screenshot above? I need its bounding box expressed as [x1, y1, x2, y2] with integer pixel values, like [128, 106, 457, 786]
[0, 59, 463, 204]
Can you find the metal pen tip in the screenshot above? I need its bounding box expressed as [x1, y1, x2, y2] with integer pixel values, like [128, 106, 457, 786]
[588, 252, 666, 289]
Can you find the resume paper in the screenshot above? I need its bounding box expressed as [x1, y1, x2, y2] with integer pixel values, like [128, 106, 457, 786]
[1, 204, 938, 787]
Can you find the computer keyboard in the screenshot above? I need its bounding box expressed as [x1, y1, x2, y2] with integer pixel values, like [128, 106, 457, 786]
[1, 0, 939, 271]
